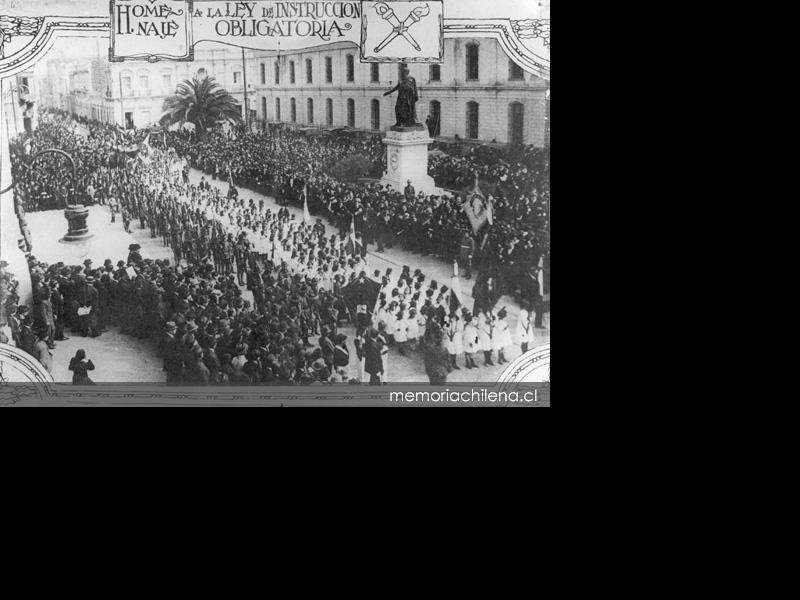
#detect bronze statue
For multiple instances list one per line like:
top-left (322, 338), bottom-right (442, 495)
top-left (383, 64), bottom-right (421, 130)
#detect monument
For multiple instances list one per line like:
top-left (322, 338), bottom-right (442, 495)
top-left (380, 64), bottom-right (439, 195)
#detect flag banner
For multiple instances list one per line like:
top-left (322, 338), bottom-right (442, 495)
top-left (303, 185), bottom-right (311, 223)
top-left (450, 274), bottom-right (464, 314)
top-left (342, 276), bottom-right (381, 322)
top-left (347, 216), bottom-right (361, 256)
top-left (463, 176), bottom-right (493, 235)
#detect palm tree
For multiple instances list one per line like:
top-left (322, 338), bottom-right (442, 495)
top-left (160, 76), bottom-right (242, 135)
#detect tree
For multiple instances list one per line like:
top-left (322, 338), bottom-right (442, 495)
top-left (160, 76), bottom-right (242, 135)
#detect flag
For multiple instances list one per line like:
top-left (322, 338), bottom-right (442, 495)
top-left (139, 133), bottom-right (153, 164)
top-left (342, 276), bottom-right (381, 323)
top-left (347, 216), bottom-right (362, 256)
top-left (302, 185), bottom-right (311, 224)
top-left (462, 175), bottom-right (492, 235)
top-left (449, 268), bottom-right (463, 315)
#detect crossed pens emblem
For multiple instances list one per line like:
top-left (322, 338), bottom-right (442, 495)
top-left (373, 2), bottom-right (431, 53)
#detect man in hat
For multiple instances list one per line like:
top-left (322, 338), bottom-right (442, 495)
top-left (74, 274), bottom-right (100, 337)
top-left (51, 280), bottom-right (68, 342)
top-left (128, 244), bottom-right (143, 266)
top-left (318, 326), bottom-right (335, 373)
top-left (404, 180), bottom-right (416, 203)
top-left (364, 326), bottom-right (388, 385)
top-left (161, 322), bottom-right (184, 384)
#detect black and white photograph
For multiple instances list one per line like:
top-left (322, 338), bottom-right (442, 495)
top-left (0, 0), bottom-right (549, 406)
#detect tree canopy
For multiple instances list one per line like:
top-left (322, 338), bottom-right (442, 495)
top-left (160, 76), bottom-right (242, 135)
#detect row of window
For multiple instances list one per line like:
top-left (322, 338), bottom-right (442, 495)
top-left (117, 59), bottom-right (519, 94)
top-left (256, 97), bottom-right (524, 141)
top-left (120, 71), bottom-right (173, 93)
top-left (256, 50), bottom-right (525, 85)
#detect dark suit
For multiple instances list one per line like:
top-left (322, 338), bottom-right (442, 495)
top-left (365, 334), bottom-right (387, 384)
top-left (74, 283), bottom-right (99, 336)
top-left (51, 289), bottom-right (66, 340)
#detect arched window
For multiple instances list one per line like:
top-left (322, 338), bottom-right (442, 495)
top-left (307, 98), bottom-right (314, 124)
top-left (290, 61), bottom-right (296, 84)
top-left (509, 60), bottom-right (524, 81)
top-left (290, 98), bottom-right (297, 122)
top-left (466, 43), bottom-right (479, 81)
top-left (346, 54), bottom-right (355, 82)
top-left (197, 68), bottom-right (207, 79)
top-left (466, 101), bottom-right (479, 139)
top-left (508, 102), bottom-right (524, 145)
top-left (274, 62), bottom-right (280, 84)
top-left (233, 70), bottom-right (242, 85)
top-left (306, 59), bottom-right (313, 83)
top-left (325, 57), bottom-right (333, 83)
top-left (347, 99), bottom-right (356, 127)
top-left (138, 69), bottom-right (150, 91)
top-left (371, 99), bottom-right (381, 130)
top-left (275, 98), bottom-right (282, 122)
top-left (326, 98), bottom-right (334, 126)
top-left (429, 100), bottom-right (441, 137)
top-left (260, 63), bottom-right (266, 84)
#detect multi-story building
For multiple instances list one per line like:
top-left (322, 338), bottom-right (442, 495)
top-left (42, 37), bottom-right (549, 146)
top-left (248, 38), bottom-right (549, 146)
top-left (39, 59), bottom-right (78, 111)
top-left (39, 46), bottom-right (252, 130)
top-left (2, 70), bottom-right (39, 139)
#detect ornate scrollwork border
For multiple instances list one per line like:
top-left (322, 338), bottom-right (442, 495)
top-left (0, 6), bottom-right (549, 402)
top-left (0, 17), bottom-right (109, 78)
top-left (0, 13), bottom-right (549, 80)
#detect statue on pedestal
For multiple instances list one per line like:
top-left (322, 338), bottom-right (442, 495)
top-left (383, 64), bottom-right (422, 130)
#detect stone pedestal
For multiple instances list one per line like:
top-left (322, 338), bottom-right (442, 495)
top-left (60, 205), bottom-right (94, 243)
top-left (380, 127), bottom-right (440, 196)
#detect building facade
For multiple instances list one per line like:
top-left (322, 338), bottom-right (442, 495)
top-left (2, 70), bottom-right (39, 140)
top-left (41, 38), bottom-right (549, 146)
top-left (248, 38), bottom-right (549, 146)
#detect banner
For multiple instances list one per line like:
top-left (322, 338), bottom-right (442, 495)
top-left (463, 176), bottom-right (493, 235)
top-left (110, 0), bottom-right (444, 63)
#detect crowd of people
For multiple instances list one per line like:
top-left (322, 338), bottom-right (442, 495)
top-left (164, 127), bottom-right (549, 298)
top-left (2, 111), bottom-right (548, 385)
top-left (11, 111), bottom-right (549, 301)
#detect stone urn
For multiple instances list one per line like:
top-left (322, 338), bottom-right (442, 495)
top-left (60, 204), bottom-right (94, 243)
